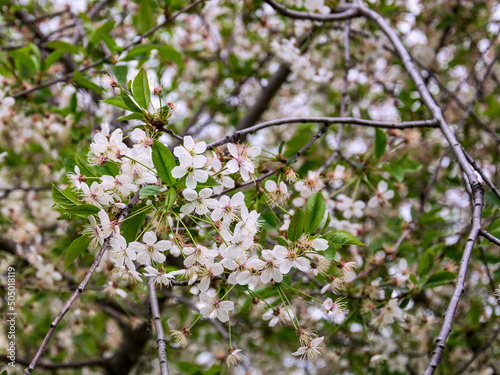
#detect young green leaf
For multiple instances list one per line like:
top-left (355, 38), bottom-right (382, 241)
top-left (323, 243), bottom-right (340, 260)
top-left (64, 235), bottom-right (92, 270)
top-left (304, 191), bottom-right (326, 233)
top-left (139, 185), bottom-right (161, 198)
top-left (132, 68), bottom-right (151, 110)
top-left (322, 230), bottom-right (364, 246)
top-left (52, 184), bottom-right (80, 209)
top-left (422, 271), bottom-right (457, 289)
top-left (46, 40), bottom-right (81, 54)
top-left (196, 175), bottom-right (220, 188)
top-left (66, 204), bottom-right (100, 218)
top-left (111, 65), bottom-right (128, 87)
top-left (75, 151), bottom-right (97, 177)
top-left (164, 188), bottom-right (177, 211)
top-left (417, 250), bottom-right (435, 277)
top-left (121, 91), bottom-right (143, 113)
top-left (374, 128), bottom-right (387, 159)
top-left (73, 71), bottom-right (102, 93)
top-left (152, 140), bottom-right (175, 186)
top-left (101, 95), bottom-right (131, 111)
top-left (117, 113), bottom-right (144, 121)
top-left (158, 45), bottom-right (184, 69)
top-left (121, 205), bottom-right (152, 242)
top-left (44, 50), bottom-right (65, 71)
top-left (287, 208), bottom-right (304, 242)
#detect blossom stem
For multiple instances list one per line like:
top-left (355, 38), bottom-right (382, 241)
top-left (329, 178), bottom-right (355, 198)
top-left (221, 284), bottom-right (236, 300)
top-left (264, 198), bottom-right (282, 225)
top-left (228, 320), bottom-right (232, 348)
top-left (204, 214), bottom-right (229, 246)
top-left (165, 218), bottom-right (186, 259)
top-left (281, 282), bottom-right (323, 304)
top-left (187, 214), bottom-right (219, 244)
top-left (278, 285), bottom-right (301, 328)
top-left (135, 209), bottom-right (161, 241)
top-left (123, 155), bottom-right (158, 176)
top-left (188, 314), bottom-right (202, 330)
top-left (268, 197), bottom-right (291, 216)
top-left (248, 289), bottom-right (273, 309)
top-left (276, 285), bottom-right (299, 329)
top-left (173, 212), bottom-right (197, 245)
top-left (118, 204), bottom-right (152, 223)
top-left (363, 177), bottom-right (377, 192)
top-left (351, 177), bottom-right (361, 201)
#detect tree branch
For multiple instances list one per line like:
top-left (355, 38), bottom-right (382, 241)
top-left (147, 276), bottom-right (170, 375)
top-left (1, 355), bottom-right (109, 370)
top-left (207, 117), bottom-right (439, 150)
top-left (264, 0), bottom-right (360, 21)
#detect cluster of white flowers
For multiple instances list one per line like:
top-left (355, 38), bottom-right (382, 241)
top-left (64, 123), bottom-right (398, 362)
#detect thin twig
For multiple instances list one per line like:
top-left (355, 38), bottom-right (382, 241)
top-left (319, 19), bottom-right (351, 173)
top-left (23, 191), bottom-right (141, 374)
top-left (454, 326), bottom-right (500, 374)
top-left (479, 228), bottom-right (500, 247)
top-left (478, 247), bottom-right (499, 301)
top-left (461, 146), bottom-right (500, 201)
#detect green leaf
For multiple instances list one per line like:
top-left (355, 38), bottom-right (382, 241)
top-left (89, 20), bottom-right (115, 46)
top-left (75, 150), bottom-right (97, 177)
top-left (52, 184), bottom-right (80, 209)
top-left (423, 271), bottom-right (457, 289)
top-left (139, 185), bottom-right (161, 198)
top-left (158, 45), bottom-right (184, 69)
top-left (276, 237), bottom-right (289, 247)
top-left (324, 243), bottom-right (339, 260)
top-left (152, 140), bottom-right (175, 186)
top-left (374, 128), bottom-right (387, 159)
top-left (304, 191), bottom-right (326, 234)
top-left (44, 50), bottom-right (65, 70)
top-left (73, 71), bottom-right (102, 93)
top-left (122, 44), bottom-right (156, 60)
top-left (132, 68), bottom-right (151, 110)
top-left (121, 205), bottom-right (151, 242)
top-left (111, 65), bottom-right (128, 87)
top-left (196, 175), bottom-right (220, 188)
top-left (46, 40), bottom-right (81, 54)
top-left (134, 0), bottom-right (154, 34)
top-left (121, 90), bottom-right (143, 113)
top-left (117, 113), bottom-right (144, 121)
top-left (164, 188), bottom-right (177, 211)
top-left (64, 235), bottom-right (92, 270)
top-left (66, 204), bottom-right (100, 218)
top-left (382, 153), bottom-right (422, 182)
top-left (319, 212), bottom-right (331, 234)
top-left (417, 250), bottom-right (435, 278)
top-left (101, 95), bottom-right (131, 111)
top-left (287, 209), bottom-right (304, 242)
top-left (322, 230), bottom-right (364, 246)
